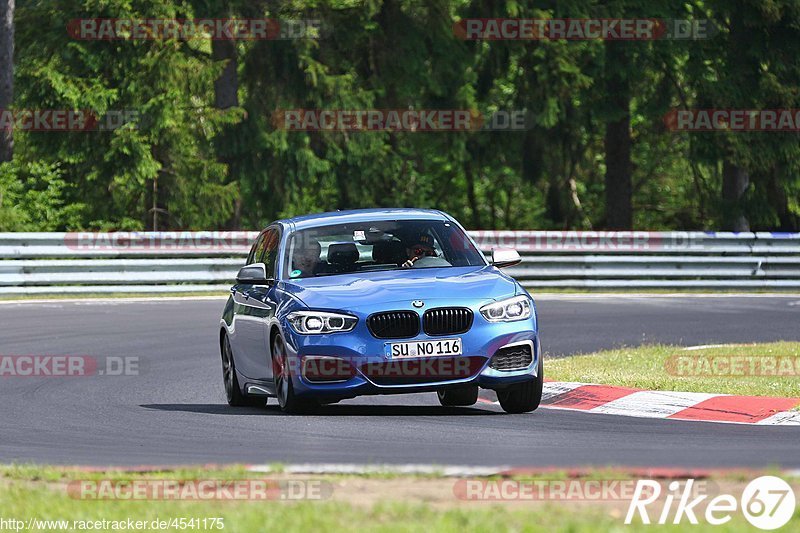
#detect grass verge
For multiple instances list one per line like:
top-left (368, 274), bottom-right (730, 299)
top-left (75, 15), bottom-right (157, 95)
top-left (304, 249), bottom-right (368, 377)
top-left (2, 466), bottom-right (798, 532)
top-left (547, 342), bottom-right (800, 399)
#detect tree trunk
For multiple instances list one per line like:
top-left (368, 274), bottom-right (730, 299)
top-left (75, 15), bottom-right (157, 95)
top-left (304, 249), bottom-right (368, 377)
top-left (212, 37), bottom-right (240, 228)
top-left (544, 178), bottom-right (565, 227)
top-left (721, 161), bottom-right (750, 231)
top-left (603, 41), bottom-right (632, 229)
top-left (719, 8), bottom-right (755, 233)
top-left (0, 0), bottom-right (14, 162)
top-left (521, 128), bottom-right (544, 185)
top-left (212, 39), bottom-right (238, 110)
top-left (465, 140), bottom-right (481, 229)
top-left (766, 166), bottom-right (799, 231)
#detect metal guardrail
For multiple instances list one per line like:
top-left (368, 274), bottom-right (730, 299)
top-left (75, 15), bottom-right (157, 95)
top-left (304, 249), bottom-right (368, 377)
top-left (0, 231), bottom-right (799, 293)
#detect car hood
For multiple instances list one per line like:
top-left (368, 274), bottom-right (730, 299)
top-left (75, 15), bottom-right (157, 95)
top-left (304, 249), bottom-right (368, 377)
top-left (281, 266), bottom-right (518, 311)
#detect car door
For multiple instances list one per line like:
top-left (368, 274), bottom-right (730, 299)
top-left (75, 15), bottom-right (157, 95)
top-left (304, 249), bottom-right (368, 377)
top-left (230, 227), bottom-right (280, 380)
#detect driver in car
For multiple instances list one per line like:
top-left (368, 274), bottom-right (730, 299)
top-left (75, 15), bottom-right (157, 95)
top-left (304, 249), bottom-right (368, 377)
top-left (291, 240), bottom-right (323, 278)
top-left (402, 233), bottom-right (438, 268)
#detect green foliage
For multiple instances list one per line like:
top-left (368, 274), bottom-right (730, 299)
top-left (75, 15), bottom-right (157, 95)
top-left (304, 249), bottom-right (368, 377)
top-left (2, 0), bottom-right (799, 231)
top-left (0, 160), bottom-right (86, 230)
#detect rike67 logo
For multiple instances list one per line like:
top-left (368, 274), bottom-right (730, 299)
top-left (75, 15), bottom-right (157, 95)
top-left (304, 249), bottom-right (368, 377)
top-left (626, 476), bottom-right (796, 530)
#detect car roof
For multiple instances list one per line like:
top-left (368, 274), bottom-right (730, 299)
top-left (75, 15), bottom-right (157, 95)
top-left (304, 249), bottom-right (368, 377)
top-left (275, 208), bottom-right (451, 231)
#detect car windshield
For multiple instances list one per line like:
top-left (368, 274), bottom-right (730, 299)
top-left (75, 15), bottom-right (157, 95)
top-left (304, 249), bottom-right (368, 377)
top-left (284, 219), bottom-right (485, 279)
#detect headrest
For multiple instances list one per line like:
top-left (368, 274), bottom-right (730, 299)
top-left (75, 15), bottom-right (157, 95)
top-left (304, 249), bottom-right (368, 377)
top-left (327, 243), bottom-right (359, 265)
top-left (372, 240), bottom-right (405, 265)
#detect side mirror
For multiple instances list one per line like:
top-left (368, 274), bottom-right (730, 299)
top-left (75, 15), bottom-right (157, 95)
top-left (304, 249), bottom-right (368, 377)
top-left (491, 248), bottom-right (521, 269)
top-left (236, 263), bottom-right (270, 283)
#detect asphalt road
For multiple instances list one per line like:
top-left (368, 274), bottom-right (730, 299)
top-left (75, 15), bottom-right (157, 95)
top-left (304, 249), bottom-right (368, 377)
top-left (1, 295), bottom-right (798, 468)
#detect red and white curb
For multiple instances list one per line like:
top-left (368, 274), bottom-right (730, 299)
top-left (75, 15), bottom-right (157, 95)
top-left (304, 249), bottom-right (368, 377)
top-left (480, 382), bottom-right (800, 425)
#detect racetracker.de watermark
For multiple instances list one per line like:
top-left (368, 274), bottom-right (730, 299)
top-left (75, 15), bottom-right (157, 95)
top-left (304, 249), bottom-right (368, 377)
top-left (665, 355), bottom-right (800, 377)
top-left (272, 109), bottom-right (530, 132)
top-left (67, 18), bottom-right (324, 40)
top-left (295, 355), bottom-right (483, 382)
top-left (0, 109), bottom-right (138, 132)
top-left (469, 231), bottom-right (709, 252)
top-left (454, 18), bottom-right (715, 40)
top-left (665, 109), bottom-right (800, 132)
top-left (0, 356), bottom-right (139, 377)
top-left (1, 518), bottom-right (225, 531)
top-left (63, 231), bottom-right (259, 253)
top-left (67, 479), bottom-right (332, 500)
top-left (453, 479), bottom-right (683, 501)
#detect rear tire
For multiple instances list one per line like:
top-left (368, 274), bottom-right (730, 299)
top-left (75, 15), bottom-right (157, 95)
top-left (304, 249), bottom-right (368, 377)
top-left (272, 333), bottom-right (317, 414)
top-left (497, 357), bottom-right (543, 414)
top-left (437, 384), bottom-right (479, 407)
top-left (221, 333), bottom-right (265, 407)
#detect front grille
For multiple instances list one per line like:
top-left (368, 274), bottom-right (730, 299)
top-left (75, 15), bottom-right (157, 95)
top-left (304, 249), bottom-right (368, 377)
top-left (367, 311), bottom-right (419, 339)
top-left (489, 343), bottom-right (533, 372)
top-left (423, 308), bottom-right (474, 336)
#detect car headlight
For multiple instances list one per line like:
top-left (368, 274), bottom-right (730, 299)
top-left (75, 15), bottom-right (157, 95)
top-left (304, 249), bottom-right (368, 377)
top-left (287, 311), bottom-right (358, 334)
top-left (480, 295), bottom-right (532, 322)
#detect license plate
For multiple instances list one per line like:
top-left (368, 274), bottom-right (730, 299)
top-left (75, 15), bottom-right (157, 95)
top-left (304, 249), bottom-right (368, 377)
top-left (389, 338), bottom-right (462, 359)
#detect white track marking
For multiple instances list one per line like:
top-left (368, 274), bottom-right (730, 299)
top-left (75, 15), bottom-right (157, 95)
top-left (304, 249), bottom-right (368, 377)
top-left (756, 411), bottom-right (800, 426)
top-left (682, 344), bottom-right (746, 351)
top-left (591, 390), bottom-right (718, 418)
top-left (541, 381), bottom-right (586, 402)
top-left (249, 463), bottom-right (509, 477)
top-left (4, 293), bottom-right (798, 305)
top-left (245, 463), bottom-right (800, 477)
top-left (0, 295), bottom-right (227, 306)
top-left (532, 293), bottom-right (800, 300)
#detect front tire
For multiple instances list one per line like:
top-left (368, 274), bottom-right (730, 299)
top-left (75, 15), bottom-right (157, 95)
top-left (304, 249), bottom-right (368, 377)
top-left (497, 357), bottom-right (543, 414)
top-left (221, 333), bottom-right (265, 407)
top-left (272, 333), bottom-right (316, 414)
top-left (437, 384), bottom-right (479, 406)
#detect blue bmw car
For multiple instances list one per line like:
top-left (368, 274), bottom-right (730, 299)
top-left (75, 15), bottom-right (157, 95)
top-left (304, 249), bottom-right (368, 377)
top-left (219, 208), bottom-right (542, 414)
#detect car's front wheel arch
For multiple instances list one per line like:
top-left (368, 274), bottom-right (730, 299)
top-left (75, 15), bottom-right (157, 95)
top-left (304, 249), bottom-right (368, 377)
top-left (269, 325), bottom-right (282, 355)
top-left (271, 330), bottom-right (316, 414)
top-left (219, 328), bottom-right (227, 356)
top-left (220, 330), bottom-right (264, 407)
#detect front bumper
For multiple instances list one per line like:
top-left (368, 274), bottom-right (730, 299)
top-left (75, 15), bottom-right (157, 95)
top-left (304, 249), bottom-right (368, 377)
top-left (282, 314), bottom-right (539, 400)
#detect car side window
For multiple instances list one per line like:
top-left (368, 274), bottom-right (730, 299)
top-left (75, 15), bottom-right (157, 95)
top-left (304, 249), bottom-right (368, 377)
top-left (259, 228), bottom-right (281, 279)
top-left (246, 232), bottom-right (268, 265)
